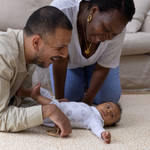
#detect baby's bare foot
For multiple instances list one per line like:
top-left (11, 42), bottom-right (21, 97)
top-left (31, 83), bottom-right (41, 100)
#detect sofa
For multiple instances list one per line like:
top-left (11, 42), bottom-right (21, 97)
top-left (0, 0), bottom-right (150, 92)
top-left (0, 0), bottom-right (53, 91)
top-left (120, 0), bottom-right (150, 91)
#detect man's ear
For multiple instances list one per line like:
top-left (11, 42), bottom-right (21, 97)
top-left (32, 35), bottom-right (42, 51)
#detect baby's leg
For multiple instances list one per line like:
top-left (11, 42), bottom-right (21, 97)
top-left (31, 83), bottom-right (41, 100)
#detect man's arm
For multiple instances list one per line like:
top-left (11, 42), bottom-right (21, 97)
top-left (0, 68), bottom-right (43, 133)
top-left (52, 56), bottom-right (68, 99)
top-left (0, 55), bottom-right (42, 132)
top-left (42, 104), bottom-right (72, 137)
top-left (0, 100), bottom-right (72, 137)
top-left (82, 63), bottom-right (110, 105)
top-left (0, 56), bottom-right (72, 136)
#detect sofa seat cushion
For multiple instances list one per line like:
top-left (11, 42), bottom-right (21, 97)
top-left (122, 32), bottom-right (150, 56)
top-left (120, 54), bottom-right (150, 90)
top-left (0, 0), bottom-right (52, 31)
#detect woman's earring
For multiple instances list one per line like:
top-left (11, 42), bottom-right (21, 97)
top-left (87, 14), bottom-right (92, 22)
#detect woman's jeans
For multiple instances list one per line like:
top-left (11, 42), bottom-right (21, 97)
top-left (49, 64), bottom-right (121, 105)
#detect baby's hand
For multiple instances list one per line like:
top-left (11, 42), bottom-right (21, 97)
top-left (101, 131), bottom-right (111, 144)
top-left (58, 98), bottom-right (68, 102)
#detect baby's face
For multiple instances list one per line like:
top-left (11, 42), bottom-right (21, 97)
top-left (96, 102), bottom-right (121, 126)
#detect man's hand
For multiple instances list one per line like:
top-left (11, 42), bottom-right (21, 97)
top-left (42, 104), bottom-right (72, 137)
top-left (101, 131), bottom-right (111, 144)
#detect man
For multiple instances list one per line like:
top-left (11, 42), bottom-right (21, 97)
top-left (0, 6), bottom-right (72, 137)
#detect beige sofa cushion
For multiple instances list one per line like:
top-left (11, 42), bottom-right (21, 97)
top-left (126, 0), bottom-right (150, 33)
top-left (120, 54), bottom-right (150, 90)
top-left (122, 32), bottom-right (150, 56)
top-left (141, 15), bottom-right (150, 33)
top-left (0, 0), bottom-right (52, 31)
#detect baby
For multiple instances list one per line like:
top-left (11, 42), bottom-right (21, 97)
top-left (17, 83), bottom-right (121, 144)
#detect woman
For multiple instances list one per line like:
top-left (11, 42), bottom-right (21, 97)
top-left (49, 0), bottom-right (135, 105)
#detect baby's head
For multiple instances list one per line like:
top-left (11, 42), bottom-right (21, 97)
top-left (96, 102), bottom-right (122, 126)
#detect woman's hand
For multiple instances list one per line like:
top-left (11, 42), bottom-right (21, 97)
top-left (82, 64), bottom-right (110, 105)
top-left (58, 98), bottom-right (68, 102)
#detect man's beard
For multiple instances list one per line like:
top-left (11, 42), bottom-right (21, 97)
top-left (32, 54), bottom-right (46, 68)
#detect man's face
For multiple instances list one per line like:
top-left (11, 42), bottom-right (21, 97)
top-left (33, 28), bottom-right (72, 68)
top-left (96, 102), bottom-right (121, 126)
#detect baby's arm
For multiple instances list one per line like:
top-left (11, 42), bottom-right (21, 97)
top-left (90, 119), bottom-right (111, 144)
top-left (33, 94), bottom-right (53, 105)
top-left (31, 83), bottom-right (52, 105)
top-left (32, 84), bottom-right (68, 104)
top-left (101, 131), bottom-right (111, 144)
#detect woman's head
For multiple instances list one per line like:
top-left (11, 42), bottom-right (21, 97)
top-left (83, 0), bottom-right (135, 43)
top-left (88, 0), bottom-right (135, 22)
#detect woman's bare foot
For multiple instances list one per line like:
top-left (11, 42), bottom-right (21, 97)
top-left (31, 83), bottom-right (41, 100)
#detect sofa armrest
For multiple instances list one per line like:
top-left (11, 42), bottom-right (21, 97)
top-left (141, 14), bottom-right (150, 33)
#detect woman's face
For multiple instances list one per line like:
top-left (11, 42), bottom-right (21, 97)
top-left (86, 7), bottom-right (128, 43)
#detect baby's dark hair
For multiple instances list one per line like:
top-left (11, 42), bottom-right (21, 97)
top-left (111, 102), bottom-right (122, 126)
